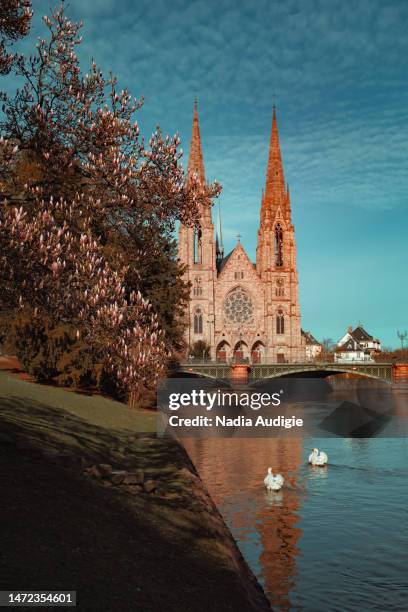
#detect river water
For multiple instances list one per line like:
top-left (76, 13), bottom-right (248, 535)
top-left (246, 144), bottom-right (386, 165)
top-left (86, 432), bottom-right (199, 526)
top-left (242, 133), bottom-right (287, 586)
top-left (183, 390), bottom-right (408, 611)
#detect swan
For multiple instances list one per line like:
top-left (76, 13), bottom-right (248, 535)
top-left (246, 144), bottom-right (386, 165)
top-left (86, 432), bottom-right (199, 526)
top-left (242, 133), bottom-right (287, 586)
top-left (309, 448), bottom-right (328, 466)
top-left (264, 467), bottom-right (284, 491)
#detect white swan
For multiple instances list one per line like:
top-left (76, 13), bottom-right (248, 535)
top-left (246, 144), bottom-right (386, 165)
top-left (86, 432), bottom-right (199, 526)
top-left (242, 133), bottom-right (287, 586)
top-left (264, 467), bottom-right (284, 491)
top-left (309, 448), bottom-right (328, 466)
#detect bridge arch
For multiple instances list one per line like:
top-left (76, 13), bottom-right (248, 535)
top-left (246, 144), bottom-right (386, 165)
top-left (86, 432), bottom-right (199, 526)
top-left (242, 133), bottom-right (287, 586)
top-left (249, 364), bottom-right (393, 384)
top-left (176, 362), bottom-right (394, 385)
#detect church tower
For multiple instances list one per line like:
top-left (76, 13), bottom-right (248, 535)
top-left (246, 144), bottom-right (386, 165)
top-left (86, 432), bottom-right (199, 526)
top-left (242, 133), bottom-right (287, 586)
top-left (179, 101), bottom-right (304, 363)
top-left (178, 100), bottom-right (217, 355)
top-left (256, 107), bottom-right (304, 362)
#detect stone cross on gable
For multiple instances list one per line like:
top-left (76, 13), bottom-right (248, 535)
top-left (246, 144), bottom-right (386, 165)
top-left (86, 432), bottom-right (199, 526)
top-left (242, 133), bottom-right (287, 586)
top-left (236, 233), bottom-right (242, 243)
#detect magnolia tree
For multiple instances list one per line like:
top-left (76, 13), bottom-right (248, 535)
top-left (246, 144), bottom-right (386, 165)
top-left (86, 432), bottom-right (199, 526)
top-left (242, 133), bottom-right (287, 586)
top-left (1, 5), bottom-right (219, 234)
top-left (0, 4), bottom-right (221, 403)
top-left (0, 0), bottom-right (32, 74)
top-left (0, 189), bottom-right (166, 404)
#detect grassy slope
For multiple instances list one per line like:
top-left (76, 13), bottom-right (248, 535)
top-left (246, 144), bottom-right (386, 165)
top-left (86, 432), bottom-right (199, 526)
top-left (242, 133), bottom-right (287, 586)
top-left (0, 371), bottom-right (271, 612)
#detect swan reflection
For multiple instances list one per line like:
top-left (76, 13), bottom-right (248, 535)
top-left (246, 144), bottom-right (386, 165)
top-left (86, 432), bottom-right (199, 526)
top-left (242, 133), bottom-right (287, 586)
top-left (184, 437), bottom-right (304, 609)
top-left (264, 489), bottom-right (284, 507)
top-left (308, 464), bottom-right (329, 479)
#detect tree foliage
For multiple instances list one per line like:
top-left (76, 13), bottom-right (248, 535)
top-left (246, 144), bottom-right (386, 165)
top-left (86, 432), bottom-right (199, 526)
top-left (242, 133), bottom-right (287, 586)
top-left (190, 340), bottom-right (211, 360)
top-left (0, 196), bottom-right (166, 402)
top-left (0, 0), bottom-right (32, 74)
top-left (377, 348), bottom-right (408, 363)
top-left (0, 4), bottom-right (221, 403)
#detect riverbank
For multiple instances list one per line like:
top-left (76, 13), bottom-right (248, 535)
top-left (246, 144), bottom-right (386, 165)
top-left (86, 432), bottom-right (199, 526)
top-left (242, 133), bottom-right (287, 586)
top-left (0, 369), bottom-right (271, 611)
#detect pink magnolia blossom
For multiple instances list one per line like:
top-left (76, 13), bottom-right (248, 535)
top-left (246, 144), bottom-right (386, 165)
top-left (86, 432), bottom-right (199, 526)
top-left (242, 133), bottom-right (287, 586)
top-left (0, 195), bottom-right (166, 403)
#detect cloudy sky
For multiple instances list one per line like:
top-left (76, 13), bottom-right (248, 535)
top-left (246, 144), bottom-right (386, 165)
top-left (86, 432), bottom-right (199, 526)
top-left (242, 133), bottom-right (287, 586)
top-left (4, 0), bottom-right (408, 346)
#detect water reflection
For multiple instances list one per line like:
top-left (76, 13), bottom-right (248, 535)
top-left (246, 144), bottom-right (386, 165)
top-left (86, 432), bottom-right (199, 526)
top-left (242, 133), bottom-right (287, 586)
top-left (307, 464), bottom-right (329, 481)
top-left (264, 490), bottom-right (284, 507)
top-left (184, 437), bottom-right (305, 609)
top-left (184, 410), bottom-right (408, 610)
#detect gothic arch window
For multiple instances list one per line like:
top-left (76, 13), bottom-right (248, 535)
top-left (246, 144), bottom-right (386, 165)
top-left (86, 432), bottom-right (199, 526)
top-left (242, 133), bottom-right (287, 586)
top-left (193, 307), bottom-right (203, 334)
top-left (193, 225), bottom-right (202, 264)
top-left (274, 223), bottom-right (283, 267)
top-left (193, 277), bottom-right (202, 297)
top-left (276, 309), bottom-right (285, 335)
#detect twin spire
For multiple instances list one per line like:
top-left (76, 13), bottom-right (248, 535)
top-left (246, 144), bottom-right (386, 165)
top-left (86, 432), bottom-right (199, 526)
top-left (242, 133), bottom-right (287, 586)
top-left (261, 106), bottom-right (291, 223)
top-left (188, 99), bottom-right (224, 262)
top-left (187, 100), bottom-right (290, 258)
top-left (187, 98), bottom-right (206, 185)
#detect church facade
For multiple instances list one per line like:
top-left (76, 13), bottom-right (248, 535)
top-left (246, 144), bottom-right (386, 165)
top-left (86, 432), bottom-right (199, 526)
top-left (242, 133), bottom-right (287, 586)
top-left (178, 102), bottom-right (305, 363)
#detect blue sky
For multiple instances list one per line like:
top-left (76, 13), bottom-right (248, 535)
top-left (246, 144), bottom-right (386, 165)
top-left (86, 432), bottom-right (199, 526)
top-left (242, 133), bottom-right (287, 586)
top-left (3, 0), bottom-right (408, 347)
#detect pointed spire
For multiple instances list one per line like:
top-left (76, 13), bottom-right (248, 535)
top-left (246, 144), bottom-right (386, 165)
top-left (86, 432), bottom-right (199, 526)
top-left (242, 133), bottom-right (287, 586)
top-left (187, 98), bottom-right (206, 185)
top-left (262, 107), bottom-right (287, 214)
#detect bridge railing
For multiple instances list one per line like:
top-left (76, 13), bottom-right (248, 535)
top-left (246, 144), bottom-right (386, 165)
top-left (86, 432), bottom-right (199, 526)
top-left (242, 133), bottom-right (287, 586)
top-left (178, 361), bottom-right (397, 383)
top-left (181, 359), bottom-right (393, 367)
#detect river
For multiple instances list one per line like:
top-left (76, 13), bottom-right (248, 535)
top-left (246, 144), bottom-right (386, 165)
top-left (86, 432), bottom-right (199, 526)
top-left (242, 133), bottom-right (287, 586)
top-left (183, 389), bottom-right (408, 611)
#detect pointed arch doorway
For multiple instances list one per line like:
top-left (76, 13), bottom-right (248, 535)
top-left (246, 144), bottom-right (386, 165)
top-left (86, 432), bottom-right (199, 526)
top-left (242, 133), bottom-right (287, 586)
top-left (233, 341), bottom-right (249, 363)
top-left (251, 341), bottom-right (266, 364)
top-left (216, 341), bottom-right (231, 363)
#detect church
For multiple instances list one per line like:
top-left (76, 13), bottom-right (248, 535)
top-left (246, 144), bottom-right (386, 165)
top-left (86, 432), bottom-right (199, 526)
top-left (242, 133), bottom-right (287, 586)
top-left (178, 102), bottom-right (305, 364)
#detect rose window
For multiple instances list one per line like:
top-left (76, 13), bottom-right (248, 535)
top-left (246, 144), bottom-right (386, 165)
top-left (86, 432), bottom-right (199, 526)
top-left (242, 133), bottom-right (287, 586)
top-left (224, 288), bottom-right (254, 324)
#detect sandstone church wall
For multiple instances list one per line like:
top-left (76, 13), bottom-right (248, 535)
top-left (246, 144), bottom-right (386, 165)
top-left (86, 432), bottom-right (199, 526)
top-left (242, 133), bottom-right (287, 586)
top-left (178, 102), bottom-right (306, 364)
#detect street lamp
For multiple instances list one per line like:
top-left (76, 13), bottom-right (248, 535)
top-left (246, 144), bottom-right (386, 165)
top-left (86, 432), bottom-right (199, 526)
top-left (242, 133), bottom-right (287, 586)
top-left (234, 326), bottom-right (244, 364)
top-left (206, 315), bottom-right (214, 362)
top-left (397, 330), bottom-right (407, 350)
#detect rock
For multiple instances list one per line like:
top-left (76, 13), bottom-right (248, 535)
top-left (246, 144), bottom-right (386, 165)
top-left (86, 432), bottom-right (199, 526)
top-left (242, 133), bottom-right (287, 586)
top-left (154, 486), bottom-right (169, 496)
top-left (143, 479), bottom-right (160, 494)
top-left (179, 467), bottom-right (198, 481)
top-left (159, 491), bottom-right (179, 501)
top-left (87, 465), bottom-right (103, 479)
top-left (111, 451), bottom-right (125, 461)
top-left (111, 471), bottom-right (127, 485)
top-left (127, 435), bottom-right (136, 443)
top-left (123, 485), bottom-right (142, 495)
top-left (117, 446), bottom-right (126, 454)
top-left (98, 463), bottom-right (113, 477)
top-left (122, 470), bottom-right (144, 485)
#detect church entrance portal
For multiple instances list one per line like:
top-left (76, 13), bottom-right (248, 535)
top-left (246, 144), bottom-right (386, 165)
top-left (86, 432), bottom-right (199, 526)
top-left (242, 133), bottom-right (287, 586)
top-left (251, 341), bottom-right (266, 364)
top-left (216, 341), bottom-right (231, 363)
top-left (233, 341), bottom-right (249, 363)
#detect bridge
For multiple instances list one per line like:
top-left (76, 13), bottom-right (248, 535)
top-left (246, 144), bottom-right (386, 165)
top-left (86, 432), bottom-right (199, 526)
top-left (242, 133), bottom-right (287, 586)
top-left (177, 362), bottom-right (403, 384)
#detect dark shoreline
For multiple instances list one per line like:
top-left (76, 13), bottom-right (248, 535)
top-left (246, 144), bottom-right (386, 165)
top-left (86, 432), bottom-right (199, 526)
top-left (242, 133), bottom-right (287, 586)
top-left (0, 371), bottom-right (271, 611)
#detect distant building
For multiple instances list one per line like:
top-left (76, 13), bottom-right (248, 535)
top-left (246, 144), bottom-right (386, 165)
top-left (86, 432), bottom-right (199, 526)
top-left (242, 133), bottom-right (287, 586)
top-left (301, 330), bottom-right (322, 361)
top-left (335, 325), bottom-right (381, 363)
